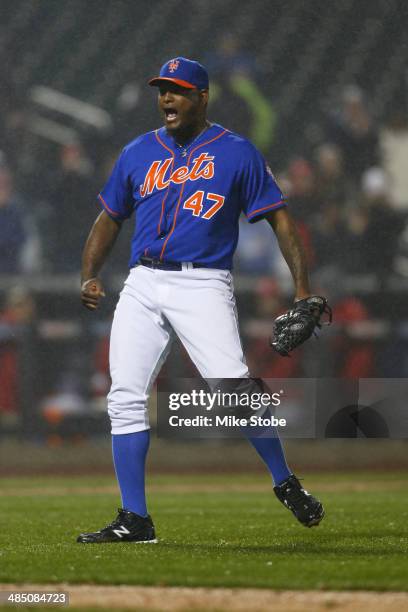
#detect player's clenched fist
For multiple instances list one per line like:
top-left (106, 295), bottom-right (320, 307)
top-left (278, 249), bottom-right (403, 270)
top-left (81, 277), bottom-right (105, 310)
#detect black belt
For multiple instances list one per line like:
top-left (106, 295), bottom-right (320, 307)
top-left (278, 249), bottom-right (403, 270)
top-left (138, 256), bottom-right (206, 271)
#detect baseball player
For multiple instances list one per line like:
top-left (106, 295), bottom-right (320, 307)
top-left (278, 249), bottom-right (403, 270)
top-left (77, 57), bottom-right (326, 544)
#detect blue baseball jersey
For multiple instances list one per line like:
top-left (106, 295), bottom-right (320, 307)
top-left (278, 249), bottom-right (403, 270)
top-left (98, 123), bottom-right (285, 270)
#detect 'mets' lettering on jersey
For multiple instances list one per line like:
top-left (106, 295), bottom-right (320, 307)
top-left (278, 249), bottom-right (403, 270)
top-left (140, 153), bottom-right (214, 197)
top-left (98, 124), bottom-right (286, 269)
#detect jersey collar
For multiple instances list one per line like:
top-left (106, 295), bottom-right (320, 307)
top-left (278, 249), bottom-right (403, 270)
top-left (157, 123), bottom-right (224, 153)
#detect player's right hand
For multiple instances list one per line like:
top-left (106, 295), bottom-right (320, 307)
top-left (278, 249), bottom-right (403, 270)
top-left (81, 278), bottom-right (106, 311)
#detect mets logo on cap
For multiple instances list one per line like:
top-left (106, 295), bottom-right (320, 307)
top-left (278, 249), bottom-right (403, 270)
top-left (148, 57), bottom-right (209, 90)
top-left (168, 59), bottom-right (180, 73)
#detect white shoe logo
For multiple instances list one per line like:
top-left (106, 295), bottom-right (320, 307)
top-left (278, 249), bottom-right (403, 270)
top-left (112, 525), bottom-right (130, 538)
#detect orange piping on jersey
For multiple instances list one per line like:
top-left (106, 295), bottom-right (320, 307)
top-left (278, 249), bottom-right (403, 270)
top-left (159, 181), bottom-right (188, 260)
top-left (154, 130), bottom-right (175, 234)
top-left (98, 193), bottom-right (122, 218)
top-left (247, 200), bottom-right (285, 219)
top-left (159, 129), bottom-right (228, 260)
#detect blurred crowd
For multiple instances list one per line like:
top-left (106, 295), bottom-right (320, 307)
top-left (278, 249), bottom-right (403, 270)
top-left (236, 86), bottom-right (408, 286)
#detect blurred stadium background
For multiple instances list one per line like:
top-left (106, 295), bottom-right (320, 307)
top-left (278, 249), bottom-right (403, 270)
top-left (1, 0), bottom-right (408, 472)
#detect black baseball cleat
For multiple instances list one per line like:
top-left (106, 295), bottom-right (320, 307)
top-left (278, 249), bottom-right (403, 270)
top-left (274, 475), bottom-right (324, 527)
top-left (77, 508), bottom-right (158, 543)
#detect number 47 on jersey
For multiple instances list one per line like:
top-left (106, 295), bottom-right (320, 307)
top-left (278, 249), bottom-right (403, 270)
top-left (183, 190), bottom-right (225, 220)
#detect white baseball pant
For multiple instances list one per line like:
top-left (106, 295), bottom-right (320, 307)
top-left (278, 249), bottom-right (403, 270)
top-left (108, 264), bottom-right (249, 434)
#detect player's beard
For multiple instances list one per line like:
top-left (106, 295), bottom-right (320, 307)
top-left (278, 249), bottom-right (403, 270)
top-left (164, 112), bottom-right (208, 144)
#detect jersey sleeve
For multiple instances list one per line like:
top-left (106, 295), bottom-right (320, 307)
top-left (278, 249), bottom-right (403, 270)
top-left (97, 149), bottom-right (135, 221)
top-left (240, 144), bottom-right (286, 223)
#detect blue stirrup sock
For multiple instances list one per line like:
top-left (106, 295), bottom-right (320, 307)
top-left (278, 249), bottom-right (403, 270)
top-left (111, 427), bottom-right (289, 512)
top-left (112, 430), bottom-right (150, 517)
top-left (245, 430), bottom-right (291, 486)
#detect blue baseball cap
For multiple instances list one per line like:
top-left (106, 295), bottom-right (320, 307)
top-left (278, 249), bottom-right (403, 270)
top-left (149, 57), bottom-right (209, 90)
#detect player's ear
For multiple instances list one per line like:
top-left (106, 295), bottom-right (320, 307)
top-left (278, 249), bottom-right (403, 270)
top-left (200, 89), bottom-right (209, 106)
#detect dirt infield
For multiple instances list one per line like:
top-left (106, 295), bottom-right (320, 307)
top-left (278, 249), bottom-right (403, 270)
top-left (2, 439), bottom-right (408, 477)
top-left (2, 477), bottom-right (407, 497)
top-left (2, 584), bottom-right (408, 611)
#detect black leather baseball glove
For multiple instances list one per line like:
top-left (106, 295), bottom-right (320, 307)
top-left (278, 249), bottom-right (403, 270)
top-left (271, 296), bottom-right (332, 357)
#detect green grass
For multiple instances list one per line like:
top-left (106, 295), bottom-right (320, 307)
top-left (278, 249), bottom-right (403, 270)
top-left (0, 473), bottom-right (407, 590)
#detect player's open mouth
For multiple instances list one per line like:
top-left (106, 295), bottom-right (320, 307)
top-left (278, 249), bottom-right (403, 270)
top-left (164, 108), bottom-right (178, 122)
